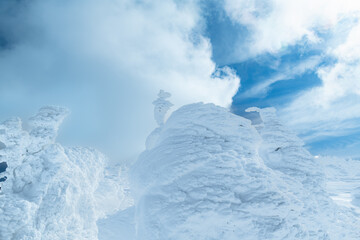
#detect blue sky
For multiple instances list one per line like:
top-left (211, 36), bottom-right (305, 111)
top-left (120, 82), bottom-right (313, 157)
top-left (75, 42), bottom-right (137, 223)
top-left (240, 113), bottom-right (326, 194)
top-left (1, 0), bottom-right (360, 159)
top-left (203, 0), bottom-right (360, 158)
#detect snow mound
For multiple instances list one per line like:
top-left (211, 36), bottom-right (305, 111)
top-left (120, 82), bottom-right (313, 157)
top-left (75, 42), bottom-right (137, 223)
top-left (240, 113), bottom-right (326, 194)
top-left (0, 106), bottom-right (129, 240)
top-left (131, 103), bottom-right (360, 239)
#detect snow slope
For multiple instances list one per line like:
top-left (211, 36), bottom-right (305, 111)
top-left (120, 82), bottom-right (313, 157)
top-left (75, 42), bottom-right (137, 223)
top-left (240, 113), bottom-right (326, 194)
top-left (0, 107), bottom-right (129, 240)
top-left (130, 102), bottom-right (360, 239)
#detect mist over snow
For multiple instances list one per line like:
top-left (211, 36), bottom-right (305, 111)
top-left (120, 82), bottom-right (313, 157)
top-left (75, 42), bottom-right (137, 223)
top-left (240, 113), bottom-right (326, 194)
top-left (1, 0), bottom-right (360, 157)
top-left (1, 0), bottom-right (360, 239)
top-left (0, 0), bottom-right (239, 160)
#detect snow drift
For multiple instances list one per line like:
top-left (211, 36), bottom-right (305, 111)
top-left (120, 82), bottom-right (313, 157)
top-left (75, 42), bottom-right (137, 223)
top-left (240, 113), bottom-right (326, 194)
top-left (0, 106), bottom-right (129, 240)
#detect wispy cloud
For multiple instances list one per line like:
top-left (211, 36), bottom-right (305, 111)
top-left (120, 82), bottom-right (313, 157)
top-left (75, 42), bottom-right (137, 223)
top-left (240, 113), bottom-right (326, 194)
top-left (240, 55), bottom-right (322, 98)
top-left (223, 0), bottom-right (360, 57)
top-left (279, 18), bottom-right (360, 143)
top-left (0, 0), bottom-right (240, 160)
top-left (220, 0), bottom-right (360, 156)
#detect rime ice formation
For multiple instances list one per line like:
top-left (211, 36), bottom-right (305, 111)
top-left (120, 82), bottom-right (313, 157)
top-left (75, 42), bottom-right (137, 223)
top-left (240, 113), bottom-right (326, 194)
top-left (0, 107), bottom-right (128, 240)
top-left (245, 107), bottom-right (323, 184)
top-left (146, 90), bottom-right (174, 150)
top-left (2, 102), bottom-right (360, 240)
top-left (131, 102), bottom-right (360, 239)
top-left (152, 90), bottom-right (173, 126)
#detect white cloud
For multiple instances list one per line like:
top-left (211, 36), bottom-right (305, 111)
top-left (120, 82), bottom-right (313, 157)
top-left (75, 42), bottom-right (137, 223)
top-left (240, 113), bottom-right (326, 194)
top-left (279, 23), bottom-right (360, 138)
top-left (223, 0), bottom-right (360, 56)
top-left (0, 0), bottom-right (240, 160)
top-left (223, 0), bottom-right (360, 145)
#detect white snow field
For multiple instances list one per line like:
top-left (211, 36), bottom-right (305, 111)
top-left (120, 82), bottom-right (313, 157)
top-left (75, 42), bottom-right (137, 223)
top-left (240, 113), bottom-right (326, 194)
top-left (1, 98), bottom-right (360, 239)
top-left (0, 106), bottom-right (129, 240)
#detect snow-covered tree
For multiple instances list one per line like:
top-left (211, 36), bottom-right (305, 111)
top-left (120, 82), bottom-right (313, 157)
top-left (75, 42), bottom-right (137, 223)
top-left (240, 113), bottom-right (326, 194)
top-left (0, 106), bottom-right (128, 239)
top-left (152, 90), bottom-right (173, 126)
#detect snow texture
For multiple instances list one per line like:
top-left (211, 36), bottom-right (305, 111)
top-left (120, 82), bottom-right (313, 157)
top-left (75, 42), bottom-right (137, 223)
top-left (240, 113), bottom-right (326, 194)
top-left (2, 102), bottom-right (360, 240)
top-left (131, 103), bottom-right (360, 239)
top-left (0, 106), bottom-right (129, 240)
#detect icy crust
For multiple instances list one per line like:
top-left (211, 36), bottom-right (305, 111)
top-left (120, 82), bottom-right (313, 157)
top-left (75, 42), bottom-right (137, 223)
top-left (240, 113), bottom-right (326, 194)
top-left (131, 103), bottom-right (360, 239)
top-left (0, 107), bottom-right (127, 240)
